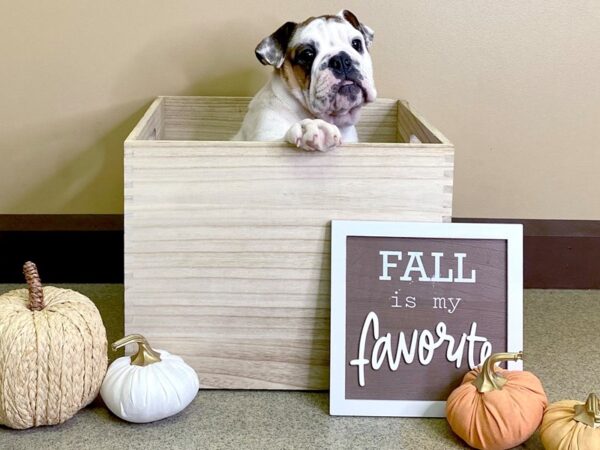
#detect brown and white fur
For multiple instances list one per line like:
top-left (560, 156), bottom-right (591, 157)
top-left (233, 10), bottom-right (377, 151)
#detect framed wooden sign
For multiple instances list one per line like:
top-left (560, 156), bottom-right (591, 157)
top-left (330, 221), bottom-right (523, 417)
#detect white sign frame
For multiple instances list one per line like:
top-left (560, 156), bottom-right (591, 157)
top-left (329, 220), bottom-right (523, 417)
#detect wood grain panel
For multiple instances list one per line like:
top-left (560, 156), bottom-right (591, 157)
top-left (397, 101), bottom-right (446, 144)
top-left (125, 96), bottom-right (453, 389)
top-left (160, 96), bottom-right (401, 143)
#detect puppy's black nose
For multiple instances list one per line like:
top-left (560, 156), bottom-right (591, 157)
top-left (328, 52), bottom-right (353, 77)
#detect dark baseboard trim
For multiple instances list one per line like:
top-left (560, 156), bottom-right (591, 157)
top-left (0, 215), bottom-right (123, 283)
top-left (453, 218), bottom-right (600, 289)
top-left (1, 215), bottom-right (598, 288)
top-left (0, 214), bottom-right (123, 231)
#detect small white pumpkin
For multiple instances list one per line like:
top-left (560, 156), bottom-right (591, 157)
top-left (100, 334), bottom-right (199, 423)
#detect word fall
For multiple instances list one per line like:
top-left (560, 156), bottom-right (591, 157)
top-left (379, 250), bottom-right (476, 283)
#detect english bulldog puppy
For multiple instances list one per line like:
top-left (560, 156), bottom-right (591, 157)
top-left (233, 10), bottom-right (377, 151)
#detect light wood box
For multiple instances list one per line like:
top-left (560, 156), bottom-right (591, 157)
top-left (124, 96), bottom-right (454, 389)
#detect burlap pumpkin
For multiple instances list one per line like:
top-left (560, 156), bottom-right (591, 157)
top-left (0, 262), bottom-right (108, 429)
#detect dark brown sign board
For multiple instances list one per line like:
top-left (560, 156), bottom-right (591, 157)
top-left (330, 221), bottom-right (523, 417)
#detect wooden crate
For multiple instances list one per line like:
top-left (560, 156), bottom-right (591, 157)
top-left (124, 96), bottom-right (453, 389)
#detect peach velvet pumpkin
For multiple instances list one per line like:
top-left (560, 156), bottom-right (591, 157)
top-left (446, 352), bottom-right (548, 450)
top-left (540, 393), bottom-right (600, 450)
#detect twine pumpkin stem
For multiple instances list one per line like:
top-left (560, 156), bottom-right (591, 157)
top-left (473, 351), bottom-right (523, 393)
top-left (112, 334), bottom-right (162, 367)
top-left (23, 261), bottom-right (44, 311)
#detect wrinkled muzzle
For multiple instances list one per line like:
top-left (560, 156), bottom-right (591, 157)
top-left (309, 52), bottom-right (376, 127)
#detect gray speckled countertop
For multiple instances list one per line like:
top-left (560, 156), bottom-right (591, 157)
top-left (1, 288), bottom-right (599, 450)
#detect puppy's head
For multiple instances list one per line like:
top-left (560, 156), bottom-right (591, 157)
top-left (256, 10), bottom-right (377, 127)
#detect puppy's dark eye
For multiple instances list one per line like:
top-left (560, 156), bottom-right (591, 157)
top-left (352, 38), bottom-right (363, 53)
top-left (296, 48), bottom-right (315, 64)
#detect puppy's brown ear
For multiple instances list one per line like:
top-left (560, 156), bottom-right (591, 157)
top-left (339, 10), bottom-right (374, 50)
top-left (255, 21), bottom-right (297, 68)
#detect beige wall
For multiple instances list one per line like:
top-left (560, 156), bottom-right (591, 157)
top-left (2, 0), bottom-right (599, 219)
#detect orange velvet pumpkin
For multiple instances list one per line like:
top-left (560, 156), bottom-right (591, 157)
top-left (446, 352), bottom-right (548, 450)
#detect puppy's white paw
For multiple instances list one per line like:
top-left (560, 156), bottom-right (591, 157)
top-left (285, 119), bottom-right (342, 152)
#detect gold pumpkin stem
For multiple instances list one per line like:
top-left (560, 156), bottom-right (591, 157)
top-left (574, 393), bottom-right (600, 428)
top-left (472, 351), bottom-right (523, 393)
top-left (23, 261), bottom-right (44, 311)
top-left (112, 334), bottom-right (162, 367)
